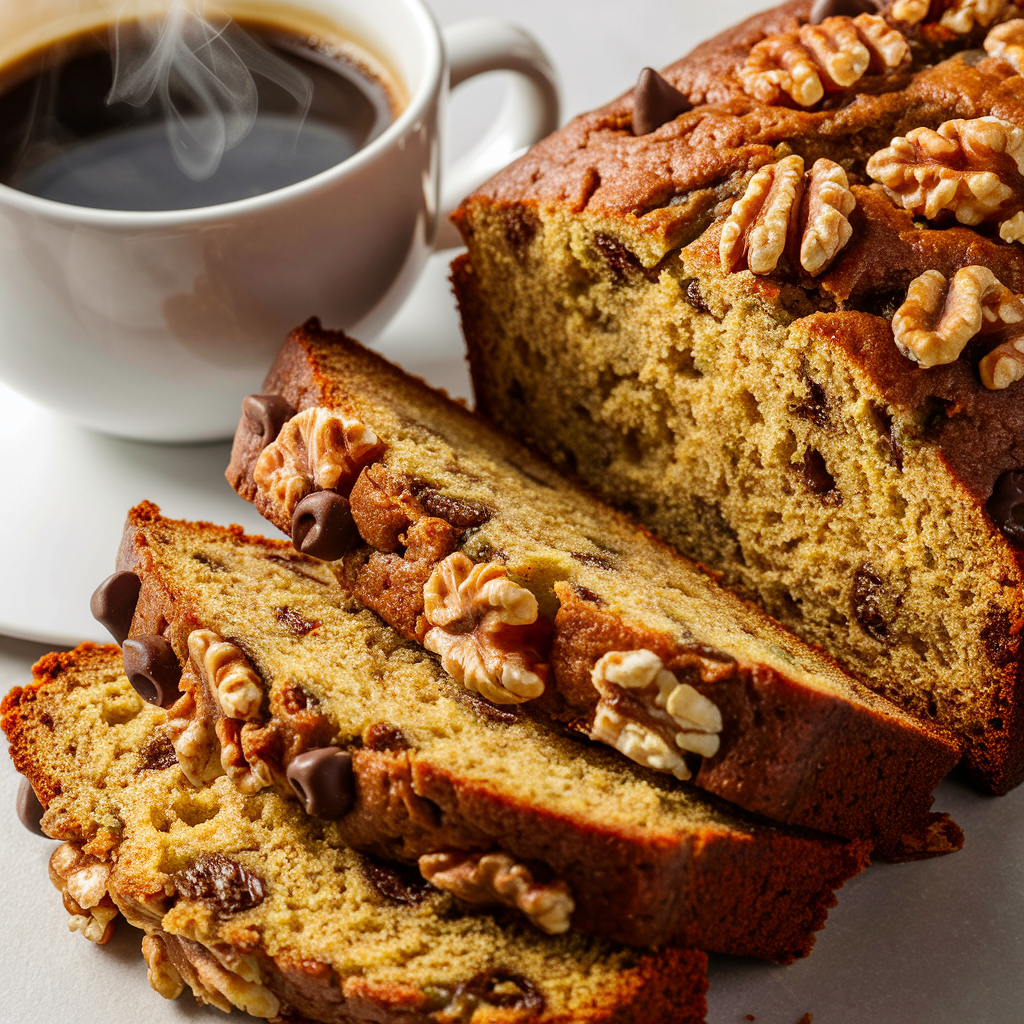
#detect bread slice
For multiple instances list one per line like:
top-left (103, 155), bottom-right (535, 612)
top-left (2, 644), bottom-right (707, 1024)
top-left (450, 1), bottom-right (1024, 795)
top-left (224, 322), bottom-right (960, 856)
top-left (111, 501), bottom-right (868, 962)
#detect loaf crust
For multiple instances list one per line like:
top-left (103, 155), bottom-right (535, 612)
top-left (452, 0), bottom-right (1024, 792)
top-left (3, 644), bottom-right (708, 1024)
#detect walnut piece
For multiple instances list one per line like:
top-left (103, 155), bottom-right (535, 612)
top-left (866, 117), bottom-right (1024, 239)
top-left (49, 842), bottom-right (119, 944)
top-left (143, 934), bottom-right (185, 1000)
top-left (419, 851), bottom-right (575, 935)
top-left (253, 407), bottom-right (385, 518)
top-left (739, 13), bottom-right (908, 108)
top-left (890, 0), bottom-right (930, 22)
top-left (892, 266), bottom-right (1024, 366)
top-left (168, 934), bottom-right (280, 1018)
top-left (985, 18), bottom-right (1024, 70)
top-left (891, 0), bottom-right (1008, 31)
top-left (188, 630), bottom-right (263, 722)
top-left (589, 649), bottom-right (724, 781)
top-left (979, 333), bottom-right (1024, 388)
top-left (422, 553), bottom-right (547, 704)
top-left (720, 155), bottom-right (856, 276)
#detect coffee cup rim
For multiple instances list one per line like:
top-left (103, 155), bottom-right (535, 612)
top-left (0, 0), bottom-right (443, 227)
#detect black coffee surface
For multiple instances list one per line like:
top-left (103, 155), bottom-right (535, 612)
top-left (0, 23), bottom-right (394, 211)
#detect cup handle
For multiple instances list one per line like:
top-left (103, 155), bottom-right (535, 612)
top-left (434, 19), bottom-right (559, 250)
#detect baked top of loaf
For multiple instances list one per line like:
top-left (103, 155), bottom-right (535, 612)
top-left (111, 501), bottom-right (868, 962)
top-left (450, 0), bottom-right (1024, 792)
top-left (225, 322), bottom-right (959, 852)
top-left (2, 643), bottom-right (708, 1024)
top-left (455, 0), bottom-right (1024, 507)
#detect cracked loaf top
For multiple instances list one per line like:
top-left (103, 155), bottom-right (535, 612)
top-left (456, 0), bottom-right (1024, 506)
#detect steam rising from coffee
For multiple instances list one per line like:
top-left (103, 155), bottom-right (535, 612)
top-left (108, 0), bottom-right (313, 180)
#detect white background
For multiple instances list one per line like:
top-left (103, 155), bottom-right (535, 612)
top-left (2, 1), bottom-right (1023, 1022)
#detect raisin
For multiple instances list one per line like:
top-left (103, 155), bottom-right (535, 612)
top-left (851, 566), bottom-right (892, 643)
top-left (275, 606), bottom-right (320, 636)
top-left (136, 732), bottom-right (178, 772)
top-left (570, 552), bottom-right (616, 570)
top-left (794, 374), bottom-right (829, 429)
top-left (570, 584), bottom-right (606, 606)
top-left (500, 206), bottom-right (538, 255)
top-left (359, 854), bottom-right (431, 904)
top-left (800, 449), bottom-right (840, 503)
top-left (408, 481), bottom-right (492, 530)
top-left (594, 234), bottom-right (642, 280)
top-left (173, 854), bottom-right (266, 914)
top-left (462, 970), bottom-right (545, 1012)
top-left (364, 722), bottom-right (410, 751)
top-left (685, 279), bottom-right (710, 314)
top-left (981, 608), bottom-right (1020, 669)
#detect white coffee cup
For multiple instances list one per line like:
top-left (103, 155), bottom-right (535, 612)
top-left (0, 0), bottom-right (558, 441)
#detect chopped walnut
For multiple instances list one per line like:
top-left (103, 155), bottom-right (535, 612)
top-left (866, 117), bottom-right (1024, 238)
top-left (419, 851), bottom-right (575, 935)
top-left (188, 630), bottom-right (263, 722)
top-left (940, 0), bottom-right (1008, 33)
top-left (890, 0), bottom-right (930, 24)
top-left (720, 155), bottom-right (855, 276)
top-left (169, 935), bottom-right (280, 1018)
top-left (253, 407), bottom-right (385, 518)
top-left (143, 934), bottom-right (185, 1000)
top-left (49, 842), bottom-right (119, 944)
top-left (892, 266), bottom-right (1024, 366)
top-left (422, 553), bottom-right (547, 704)
top-left (979, 333), bottom-right (1024, 388)
top-left (588, 649), bottom-right (725, 780)
top-left (217, 718), bottom-right (275, 795)
top-left (985, 18), bottom-right (1024, 70)
top-left (739, 14), bottom-right (908, 108)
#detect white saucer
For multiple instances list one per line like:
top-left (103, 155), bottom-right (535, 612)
top-left (0, 250), bottom-right (472, 647)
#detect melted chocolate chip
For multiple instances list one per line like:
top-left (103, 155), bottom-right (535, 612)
top-left (174, 854), bottom-right (267, 914)
top-left (851, 566), bottom-right (891, 643)
top-left (292, 491), bottom-right (359, 561)
top-left (286, 748), bottom-right (354, 819)
top-left (800, 449), bottom-right (839, 501)
top-left (90, 570), bottom-right (141, 646)
top-left (461, 970), bottom-right (545, 1013)
top-left (570, 584), bottom-right (606, 607)
top-left (137, 732), bottom-right (179, 772)
top-left (500, 206), bottom-right (538, 255)
top-left (809, 0), bottom-right (881, 23)
top-left (364, 722), bottom-right (410, 752)
top-left (122, 636), bottom-right (182, 708)
top-left (409, 482), bottom-right (493, 530)
top-left (242, 394), bottom-right (295, 449)
top-left (359, 853), bottom-right (431, 904)
top-left (16, 778), bottom-right (46, 837)
top-left (632, 67), bottom-right (691, 136)
top-left (795, 376), bottom-right (829, 429)
top-left (570, 551), bottom-right (616, 571)
top-left (275, 606), bottom-right (321, 637)
top-left (987, 471), bottom-right (1024, 547)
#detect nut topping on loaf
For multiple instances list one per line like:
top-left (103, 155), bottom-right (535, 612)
top-left (419, 851), bottom-right (575, 935)
top-left (188, 630), bottom-right (264, 722)
top-left (720, 154), bottom-right (855, 275)
top-left (589, 650), bottom-right (726, 780)
top-left (984, 18), bottom-right (1024, 67)
top-left (49, 842), bottom-right (119, 945)
top-left (423, 553), bottom-right (548, 704)
top-left (739, 13), bottom-right (908, 106)
top-left (866, 117), bottom-right (1024, 238)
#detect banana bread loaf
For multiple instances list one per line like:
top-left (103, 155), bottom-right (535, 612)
top-left (105, 501), bottom-right (871, 962)
top-left (452, 0), bottom-right (1024, 794)
top-left (224, 322), bottom-right (960, 855)
top-left (2, 644), bottom-right (708, 1024)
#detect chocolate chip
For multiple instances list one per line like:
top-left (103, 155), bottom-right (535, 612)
top-left (286, 748), bottom-right (354, 819)
top-left (90, 570), bottom-right (141, 645)
top-left (292, 491), bottom-right (359, 561)
top-left (16, 778), bottom-right (46, 837)
top-left (173, 853), bottom-right (266, 914)
top-left (809, 0), bottom-right (881, 23)
top-left (632, 67), bottom-right (691, 136)
top-left (122, 636), bottom-right (182, 707)
top-left (988, 471), bottom-right (1024, 547)
top-left (359, 853), bottom-right (431, 904)
top-left (243, 393), bottom-right (295, 448)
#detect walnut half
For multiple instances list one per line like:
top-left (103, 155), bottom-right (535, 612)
top-left (48, 842), bottom-right (119, 944)
top-left (422, 553), bottom-right (548, 705)
top-left (867, 117), bottom-right (1024, 241)
top-left (892, 266), bottom-right (1024, 367)
top-left (419, 851), bottom-right (575, 935)
top-left (739, 13), bottom-right (909, 108)
top-left (588, 649), bottom-right (725, 781)
top-left (720, 155), bottom-right (856, 276)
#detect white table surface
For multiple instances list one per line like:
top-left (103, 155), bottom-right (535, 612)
top-left (3, 1), bottom-right (1023, 1022)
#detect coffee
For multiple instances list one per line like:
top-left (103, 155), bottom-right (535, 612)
top-left (0, 16), bottom-right (400, 211)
